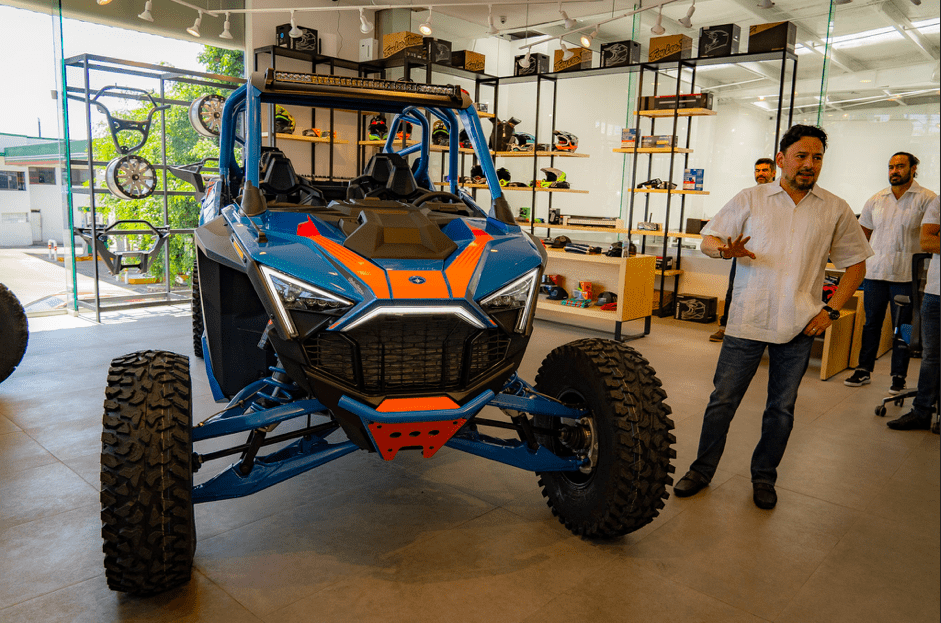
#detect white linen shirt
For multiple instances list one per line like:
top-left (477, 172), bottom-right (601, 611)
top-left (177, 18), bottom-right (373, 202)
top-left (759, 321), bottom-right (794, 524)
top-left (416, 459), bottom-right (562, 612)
top-left (923, 196), bottom-right (939, 297)
top-left (859, 180), bottom-right (937, 282)
top-left (702, 180), bottom-right (872, 344)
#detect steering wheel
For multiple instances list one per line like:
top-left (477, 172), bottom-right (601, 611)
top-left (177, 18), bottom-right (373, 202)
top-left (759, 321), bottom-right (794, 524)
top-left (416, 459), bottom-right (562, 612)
top-left (412, 190), bottom-right (465, 206)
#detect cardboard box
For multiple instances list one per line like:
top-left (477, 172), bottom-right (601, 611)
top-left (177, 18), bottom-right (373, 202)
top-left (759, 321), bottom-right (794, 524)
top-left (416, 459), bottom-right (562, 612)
top-left (514, 53), bottom-right (549, 76)
top-left (553, 48), bottom-right (592, 72)
top-left (600, 40), bottom-right (641, 68)
top-left (698, 24), bottom-right (740, 57)
top-left (684, 168), bottom-right (704, 191)
top-left (452, 50), bottom-right (486, 72)
top-left (621, 128), bottom-right (638, 148)
top-left (649, 34), bottom-right (692, 62)
top-left (685, 218), bottom-right (708, 234)
top-left (276, 25), bottom-right (318, 53)
top-left (748, 21), bottom-right (797, 53)
top-left (648, 92), bottom-right (714, 110)
top-left (641, 134), bottom-right (678, 148)
top-left (424, 38), bottom-right (452, 64)
top-left (675, 293), bottom-right (718, 323)
top-left (383, 31), bottom-right (424, 59)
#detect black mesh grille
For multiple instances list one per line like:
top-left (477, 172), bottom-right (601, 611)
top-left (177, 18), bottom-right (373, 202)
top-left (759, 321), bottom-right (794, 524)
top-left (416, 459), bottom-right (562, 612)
top-left (303, 313), bottom-right (509, 394)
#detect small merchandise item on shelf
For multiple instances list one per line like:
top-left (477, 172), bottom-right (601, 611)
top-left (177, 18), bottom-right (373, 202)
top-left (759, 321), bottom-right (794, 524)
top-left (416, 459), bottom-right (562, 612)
top-left (431, 120), bottom-right (449, 145)
top-left (564, 243), bottom-right (602, 255)
top-left (604, 241), bottom-right (623, 257)
top-left (539, 274), bottom-right (561, 294)
top-left (546, 284), bottom-right (569, 300)
top-left (274, 105), bottom-right (295, 134)
top-left (685, 218), bottom-right (709, 234)
top-left (549, 235), bottom-right (572, 248)
top-left (638, 93), bottom-right (714, 111)
top-left (561, 298), bottom-right (593, 308)
top-left (640, 134), bottom-right (678, 148)
top-left (367, 115), bottom-right (388, 140)
top-left (576, 281), bottom-right (593, 300)
top-left (637, 178), bottom-right (677, 190)
top-left (597, 291), bottom-right (618, 310)
top-left (489, 116), bottom-right (521, 151)
top-left (621, 128), bottom-right (637, 148)
top-left (552, 130), bottom-right (578, 152)
top-left (656, 256), bottom-right (674, 271)
top-left (683, 168), bottom-right (704, 190)
top-left (507, 131), bottom-right (535, 151)
top-left (548, 208), bottom-right (561, 224)
top-left (517, 206), bottom-right (530, 223)
top-left (637, 221), bottom-right (662, 231)
top-left (563, 215), bottom-right (621, 228)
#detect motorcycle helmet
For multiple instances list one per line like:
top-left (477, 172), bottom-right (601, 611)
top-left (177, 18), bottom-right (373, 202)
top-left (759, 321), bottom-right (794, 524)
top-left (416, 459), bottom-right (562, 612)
top-left (508, 132), bottom-right (535, 151)
top-left (274, 105), bottom-right (295, 135)
top-left (395, 120), bottom-right (413, 140)
top-left (552, 130), bottom-right (578, 152)
top-left (540, 167), bottom-right (570, 188)
top-left (432, 120), bottom-right (449, 146)
top-left (470, 164), bottom-right (485, 184)
top-left (497, 167), bottom-right (511, 185)
top-left (368, 115), bottom-right (388, 140)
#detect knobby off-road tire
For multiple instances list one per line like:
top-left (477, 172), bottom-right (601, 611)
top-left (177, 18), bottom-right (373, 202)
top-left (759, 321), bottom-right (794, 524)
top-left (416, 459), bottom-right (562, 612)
top-left (191, 259), bottom-right (204, 359)
top-left (534, 338), bottom-right (676, 537)
top-left (0, 283), bottom-right (28, 384)
top-left (101, 350), bottom-right (196, 594)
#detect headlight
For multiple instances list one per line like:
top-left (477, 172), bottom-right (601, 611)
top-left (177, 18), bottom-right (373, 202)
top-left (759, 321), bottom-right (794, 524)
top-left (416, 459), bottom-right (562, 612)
top-left (479, 268), bottom-right (540, 333)
top-left (260, 266), bottom-right (354, 337)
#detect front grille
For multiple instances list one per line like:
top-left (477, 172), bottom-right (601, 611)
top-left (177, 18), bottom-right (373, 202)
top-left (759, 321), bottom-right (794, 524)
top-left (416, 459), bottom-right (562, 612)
top-left (304, 313), bottom-right (509, 394)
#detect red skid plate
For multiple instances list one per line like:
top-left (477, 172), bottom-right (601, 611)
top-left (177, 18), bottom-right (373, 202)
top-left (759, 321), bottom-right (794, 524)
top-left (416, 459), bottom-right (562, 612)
top-left (369, 419), bottom-right (467, 460)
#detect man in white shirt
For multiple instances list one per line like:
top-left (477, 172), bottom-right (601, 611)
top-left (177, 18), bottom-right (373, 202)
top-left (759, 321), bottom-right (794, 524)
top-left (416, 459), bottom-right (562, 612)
top-left (673, 125), bottom-right (872, 510)
top-left (887, 196), bottom-right (940, 433)
top-left (844, 153), bottom-right (937, 393)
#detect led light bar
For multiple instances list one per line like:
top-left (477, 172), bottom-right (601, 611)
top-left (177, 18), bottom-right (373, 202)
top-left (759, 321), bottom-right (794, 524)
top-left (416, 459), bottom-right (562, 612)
top-left (264, 69), bottom-right (466, 107)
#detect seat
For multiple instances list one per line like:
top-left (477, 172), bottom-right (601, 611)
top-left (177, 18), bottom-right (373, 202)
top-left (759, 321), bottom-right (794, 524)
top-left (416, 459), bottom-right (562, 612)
top-left (347, 153), bottom-right (420, 201)
top-left (258, 149), bottom-right (325, 206)
top-left (875, 253), bottom-right (931, 416)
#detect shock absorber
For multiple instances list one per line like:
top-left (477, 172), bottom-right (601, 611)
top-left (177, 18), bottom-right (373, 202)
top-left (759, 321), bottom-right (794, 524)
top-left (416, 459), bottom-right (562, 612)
top-left (237, 363), bottom-right (299, 476)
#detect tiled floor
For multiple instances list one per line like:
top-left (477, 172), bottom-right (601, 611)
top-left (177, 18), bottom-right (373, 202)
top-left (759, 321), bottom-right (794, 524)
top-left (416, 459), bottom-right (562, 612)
top-left (0, 308), bottom-right (937, 623)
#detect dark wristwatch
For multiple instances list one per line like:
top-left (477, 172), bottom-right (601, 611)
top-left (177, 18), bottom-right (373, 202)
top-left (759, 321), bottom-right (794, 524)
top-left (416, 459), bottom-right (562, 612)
top-left (822, 305), bottom-right (840, 320)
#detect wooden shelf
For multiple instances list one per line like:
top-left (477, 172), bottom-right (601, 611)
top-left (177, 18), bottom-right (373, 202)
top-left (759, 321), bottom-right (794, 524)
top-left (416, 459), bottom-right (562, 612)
top-left (433, 182), bottom-right (588, 194)
top-left (494, 151), bottom-right (590, 158)
top-left (613, 147), bottom-right (693, 154)
top-left (531, 223), bottom-right (630, 235)
top-left (658, 269), bottom-right (684, 277)
top-left (262, 132), bottom-right (350, 144)
top-left (634, 188), bottom-right (709, 195)
top-left (536, 300), bottom-right (621, 321)
top-left (630, 230), bottom-right (703, 240)
top-left (544, 248), bottom-right (637, 265)
top-left (477, 110), bottom-right (495, 118)
top-left (429, 145), bottom-right (483, 154)
top-left (358, 139), bottom-right (419, 146)
top-left (637, 108), bottom-right (717, 118)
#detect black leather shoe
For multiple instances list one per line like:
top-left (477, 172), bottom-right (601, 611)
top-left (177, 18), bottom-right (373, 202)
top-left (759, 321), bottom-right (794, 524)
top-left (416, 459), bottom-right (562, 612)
top-left (674, 470), bottom-right (709, 498)
top-left (753, 483), bottom-right (777, 509)
top-left (887, 411), bottom-right (932, 431)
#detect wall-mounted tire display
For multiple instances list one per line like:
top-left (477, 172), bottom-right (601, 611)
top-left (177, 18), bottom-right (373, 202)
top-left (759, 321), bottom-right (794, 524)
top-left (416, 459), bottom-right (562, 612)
top-left (189, 94), bottom-right (226, 137)
top-left (105, 154), bottom-right (157, 200)
top-left (0, 283), bottom-right (28, 383)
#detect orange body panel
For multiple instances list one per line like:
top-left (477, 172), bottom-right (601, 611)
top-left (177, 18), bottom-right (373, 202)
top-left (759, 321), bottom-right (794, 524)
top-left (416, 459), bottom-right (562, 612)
top-left (368, 418), bottom-right (467, 460)
top-left (376, 396), bottom-right (460, 412)
top-left (297, 218), bottom-right (391, 298)
top-left (445, 228), bottom-right (492, 297)
top-left (387, 270), bottom-right (450, 298)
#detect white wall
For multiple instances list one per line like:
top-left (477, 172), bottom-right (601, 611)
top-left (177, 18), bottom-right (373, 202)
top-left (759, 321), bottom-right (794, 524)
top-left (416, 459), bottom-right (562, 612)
top-left (0, 166), bottom-right (32, 246)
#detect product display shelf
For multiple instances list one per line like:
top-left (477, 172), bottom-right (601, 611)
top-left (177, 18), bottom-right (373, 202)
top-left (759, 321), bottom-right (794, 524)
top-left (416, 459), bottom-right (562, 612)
top-left (536, 249), bottom-right (656, 341)
top-left (358, 139), bottom-right (419, 146)
top-left (532, 223), bottom-right (629, 234)
top-left (262, 132), bottom-right (350, 144)
top-left (634, 188), bottom-right (709, 195)
top-left (494, 151), bottom-right (590, 158)
top-left (613, 147), bottom-right (694, 154)
top-left (636, 108), bottom-right (717, 118)
top-left (629, 229), bottom-right (702, 239)
top-left (433, 182), bottom-right (589, 193)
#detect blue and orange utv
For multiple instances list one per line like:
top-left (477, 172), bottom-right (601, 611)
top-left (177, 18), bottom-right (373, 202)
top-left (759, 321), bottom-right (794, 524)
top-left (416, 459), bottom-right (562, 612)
top-left (100, 69), bottom-right (675, 595)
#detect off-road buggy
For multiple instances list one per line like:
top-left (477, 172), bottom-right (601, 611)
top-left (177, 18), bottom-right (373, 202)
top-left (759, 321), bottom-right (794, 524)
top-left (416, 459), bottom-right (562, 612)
top-left (100, 69), bottom-right (676, 595)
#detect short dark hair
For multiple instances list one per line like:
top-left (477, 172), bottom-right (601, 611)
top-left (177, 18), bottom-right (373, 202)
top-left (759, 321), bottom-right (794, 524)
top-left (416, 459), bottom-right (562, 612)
top-left (755, 158), bottom-right (775, 168)
top-left (779, 124), bottom-right (828, 155)
top-left (891, 152), bottom-right (920, 168)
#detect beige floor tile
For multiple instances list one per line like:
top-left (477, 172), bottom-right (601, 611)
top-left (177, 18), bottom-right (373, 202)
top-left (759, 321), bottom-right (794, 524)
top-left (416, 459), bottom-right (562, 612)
top-left (0, 414), bottom-right (19, 434)
top-left (0, 572), bottom-right (262, 623)
top-left (0, 461), bottom-right (98, 531)
top-left (775, 518), bottom-right (941, 623)
top-left (0, 431), bottom-right (58, 477)
top-left (626, 475), bottom-right (863, 621)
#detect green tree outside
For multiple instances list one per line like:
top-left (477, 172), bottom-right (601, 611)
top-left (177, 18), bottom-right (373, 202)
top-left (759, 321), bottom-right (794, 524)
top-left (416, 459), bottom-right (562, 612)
top-left (88, 46), bottom-right (243, 285)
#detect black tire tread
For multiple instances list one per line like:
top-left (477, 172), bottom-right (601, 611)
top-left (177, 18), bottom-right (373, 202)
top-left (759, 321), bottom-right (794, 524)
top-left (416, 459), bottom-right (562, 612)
top-left (101, 349), bottom-right (195, 594)
top-left (534, 338), bottom-right (676, 538)
top-left (191, 259), bottom-right (204, 358)
top-left (0, 283), bottom-right (29, 384)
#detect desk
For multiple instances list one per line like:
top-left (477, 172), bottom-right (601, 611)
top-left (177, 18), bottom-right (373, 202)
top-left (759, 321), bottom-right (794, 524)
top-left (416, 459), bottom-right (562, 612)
top-left (818, 289), bottom-right (894, 380)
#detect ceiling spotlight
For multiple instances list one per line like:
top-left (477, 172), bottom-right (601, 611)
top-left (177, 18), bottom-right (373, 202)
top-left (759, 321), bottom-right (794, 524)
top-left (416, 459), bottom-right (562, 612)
top-left (138, 0), bottom-right (153, 22)
top-left (833, 0), bottom-right (852, 4)
top-left (580, 27), bottom-right (598, 48)
top-left (220, 12), bottom-right (233, 39)
top-left (678, 0), bottom-right (695, 29)
top-left (289, 10), bottom-right (302, 38)
top-left (560, 11), bottom-right (576, 29)
top-left (910, 0), bottom-right (921, 5)
top-left (97, 0), bottom-right (114, 5)
top-left (519, 50), bottom-right (532, 68)
top-left (187, 10), bottom-right (202, 37)
top-left (560, 40), bottom-right (574, 61)
top-left (420, 7), bottom-right (433, 36)
top-left (651, 7), bottom-right (665, 35)
top-left (757, 0), bottom-right (774, 7)
top-left (359, 8), bottom-right (373, 34)
top-left (487, 5), bottom-right (500, 35)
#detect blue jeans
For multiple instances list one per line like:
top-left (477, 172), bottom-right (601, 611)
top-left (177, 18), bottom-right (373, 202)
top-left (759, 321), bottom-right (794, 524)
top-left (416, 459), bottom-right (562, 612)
top-left (690, 332), bottom-right (814, 486)
top-left (858, 279), bottom-right (912, 378)
top-left (912, 294), bottom-right (940, 417)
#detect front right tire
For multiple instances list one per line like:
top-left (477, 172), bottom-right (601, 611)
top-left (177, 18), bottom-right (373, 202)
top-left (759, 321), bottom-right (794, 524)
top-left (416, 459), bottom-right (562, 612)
top-left (101, 350), bottom-right (196, 594)
top-left (0, 283), bottom-right (28, 383)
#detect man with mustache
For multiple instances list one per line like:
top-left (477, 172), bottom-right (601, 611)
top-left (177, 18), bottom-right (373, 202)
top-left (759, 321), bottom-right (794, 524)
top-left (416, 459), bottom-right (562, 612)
top-left (673, 125), bottom-right (872, 510)
top-left (844, 153), bottom-right (937, 394)
top-left (710, 158), bottom-right (777, 342)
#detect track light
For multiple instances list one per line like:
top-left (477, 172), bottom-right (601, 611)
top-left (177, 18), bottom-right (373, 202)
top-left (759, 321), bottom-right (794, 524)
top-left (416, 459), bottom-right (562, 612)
top-left (833, 0), bottom-right (852, 4)
top-left (678, 0), bottom-right (695, 29)
top-left (518, 50), bottom-right (531, 68)
top-left (187, 10), bottom-right (202, 37)
top-left (289, 10), bottom-right (302, 38)
top-left (487, 5), bottom-right (500, 35)
top-left (359, 8), bottom-right (373, 34)
top-left (757, 0), bottom-right (774, 8)
top-left (138, 0), bottom-right (153, 22)
top-left (651, 7), bottom-right (665, 35)
top-left (580, 27), bottom-right (597, 48)
top-left (560, 40), bottom-right (574, 61)
top-left (220, 12), bottom-right (233, 39)
top-left (97, 0), bottom-right (113, 5)
top-left (910, 0), bottom-right (921, 5)
top-left (420, 7), bottom-right (433, 36)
